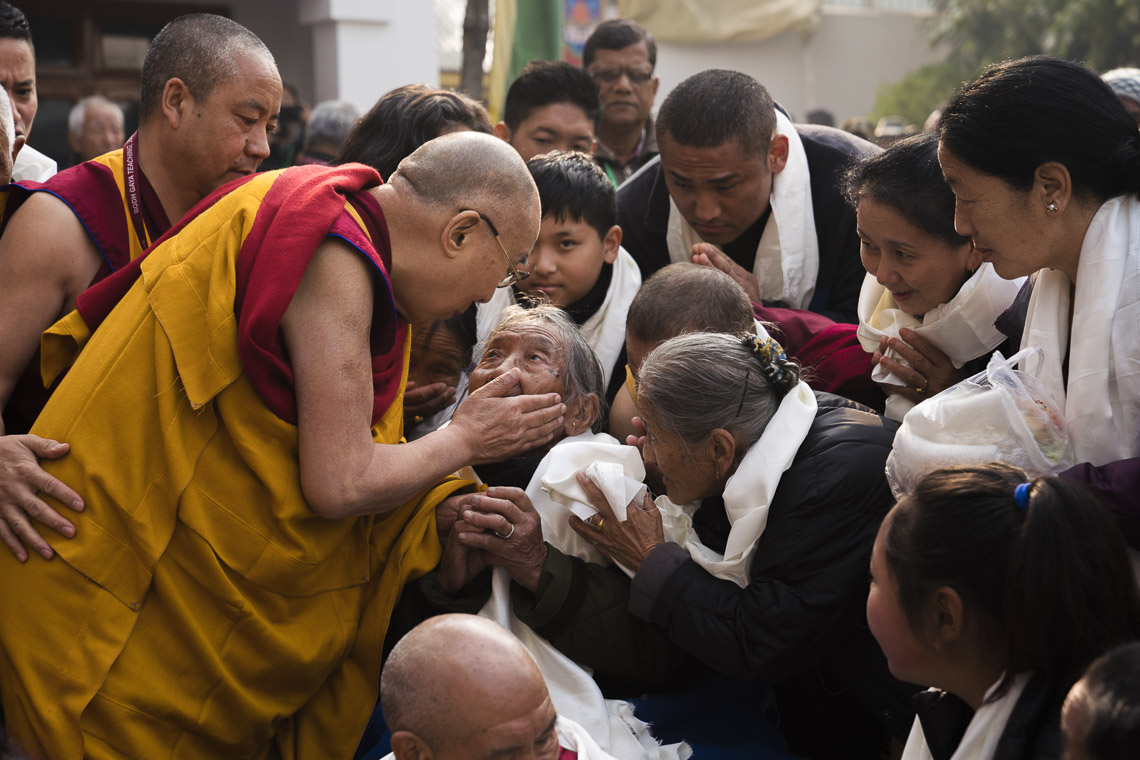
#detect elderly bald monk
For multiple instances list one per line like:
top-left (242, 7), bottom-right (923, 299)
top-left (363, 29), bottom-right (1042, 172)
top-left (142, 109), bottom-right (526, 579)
top-left (0, 13), bottom-right (282, 562)
top-left (382, 614), bottom-right (616, 760)
top-left (0, 132), bottom-right (565, 760)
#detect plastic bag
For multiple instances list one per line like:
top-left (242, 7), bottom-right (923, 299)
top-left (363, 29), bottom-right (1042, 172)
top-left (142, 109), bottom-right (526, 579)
top-left (886, 348), bottom-right (1072, 499)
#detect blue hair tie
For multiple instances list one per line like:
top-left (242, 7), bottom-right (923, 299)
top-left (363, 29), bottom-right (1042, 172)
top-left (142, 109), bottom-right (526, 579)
top-left (1014, 482), bottom-right (1032, 512)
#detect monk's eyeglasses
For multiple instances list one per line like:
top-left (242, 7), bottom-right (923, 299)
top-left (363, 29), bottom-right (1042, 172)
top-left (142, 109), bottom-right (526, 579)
top-left (469, 211), bottom-right (530, 289)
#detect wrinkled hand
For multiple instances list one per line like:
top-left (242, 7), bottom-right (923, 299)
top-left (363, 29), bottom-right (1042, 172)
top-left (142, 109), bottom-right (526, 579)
top-left (691, 243), bottom-right (760, 303)
top-left (449, 368), bottom-right (565, 465)
top-left (437, 517), bottom-right (494, 594)
top-left (871, 329), bottom-right (970, 405)
top-left (436, 491), bottom-right (487, 547)
top-left (403, 381), bottom-right (456, 428)
top-left (569, 471), bottom-right (664, 572)
top-left (0, 434), bottom-right (83, 562)
top-left (455, 486), bottom-right (547, 594)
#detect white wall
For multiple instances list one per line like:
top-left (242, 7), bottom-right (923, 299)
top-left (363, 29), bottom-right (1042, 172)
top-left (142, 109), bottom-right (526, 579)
top-left (653, 8), bottom-right (945, 124)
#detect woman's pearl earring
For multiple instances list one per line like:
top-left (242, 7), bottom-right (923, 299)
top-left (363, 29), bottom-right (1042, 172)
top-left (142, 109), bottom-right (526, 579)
top-left (1046, 201), bottom-right (1058, 214)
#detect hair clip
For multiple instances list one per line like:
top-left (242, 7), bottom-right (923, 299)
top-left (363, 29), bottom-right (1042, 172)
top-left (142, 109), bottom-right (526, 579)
top-left (1014, 482), bottom-right (1032, 512)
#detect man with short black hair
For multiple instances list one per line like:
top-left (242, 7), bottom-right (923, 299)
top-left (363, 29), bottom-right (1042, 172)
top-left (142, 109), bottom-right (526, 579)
top-left (0, 1), bottom-right (53, 181)
top-left (617, 69), bottom-right (876, 324)
top-left (582, 19), bottom-right (659, 186)
top-left (495, 60), bottom-right (598, 163)
top-left (0, 13), bottom-right (282, 563)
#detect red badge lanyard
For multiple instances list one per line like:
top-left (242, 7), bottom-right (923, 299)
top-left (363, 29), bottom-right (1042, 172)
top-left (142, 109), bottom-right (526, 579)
top-left (122, 132), bottom-right (153, 250)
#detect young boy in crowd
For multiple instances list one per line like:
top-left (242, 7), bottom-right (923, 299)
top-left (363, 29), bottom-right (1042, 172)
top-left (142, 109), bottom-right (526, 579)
top-left (493, 61), bottom-right (599, 162)
top-left (477, 151), bottom-right (640, 405)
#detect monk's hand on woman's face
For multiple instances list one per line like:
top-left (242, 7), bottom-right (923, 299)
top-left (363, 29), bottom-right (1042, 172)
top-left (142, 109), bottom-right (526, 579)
top-left (437, 517), bottom-right (494, 595)
top-left (691, 243), bottom-right (761, 303)
top-left (569, 472), bottom-right (664, 572)
top-left (0, 434), bottom-right (84, 563)
top-left (449, 368), bottom-right (565, 465)
top-left (455, 486), bottom-right (547, 594)
top-left (877, 328), bottom-right (970, 404)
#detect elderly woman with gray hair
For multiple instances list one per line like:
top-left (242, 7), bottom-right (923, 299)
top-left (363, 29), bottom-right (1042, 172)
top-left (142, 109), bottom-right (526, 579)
top-left (568, 330), bottom-right (915, 755)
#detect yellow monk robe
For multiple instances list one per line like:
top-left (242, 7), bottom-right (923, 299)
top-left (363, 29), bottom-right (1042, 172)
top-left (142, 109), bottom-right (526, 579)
top-left (0, 165), bottom-right (469, 760)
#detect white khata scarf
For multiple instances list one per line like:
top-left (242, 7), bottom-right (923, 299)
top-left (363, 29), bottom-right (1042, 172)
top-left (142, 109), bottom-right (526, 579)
top-left (856, 264), bottom-right (1024, 421)
top-left (901, 674), bottom-right (1031, 760)
top-left (467, 432), bottom-right (690, 760)
top-left (475, 246), bottom-right (642, 387)
top-left (665, 108), bottom-right (819, 309)
top-left (1019, 195), bottom-right (1140, 464)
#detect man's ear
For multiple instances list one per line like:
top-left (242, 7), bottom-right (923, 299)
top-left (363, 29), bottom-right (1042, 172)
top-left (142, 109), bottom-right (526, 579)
top-left (493, 121), bottom-right (512, 143)
top-left (389, 730), bottom-right (433, 760)
top-left (707, 428), bottom-right (737, 480)
top-left (927, 586), bottom-right (965, 651)
top-left (1034, 161), bottom-right (1073, 215)
top-left (602, 224), bottom-right (622, 264)
top-left (441, 210), bottom-right (483, 260)
top-left (161, 78), bottom-right (192, 130)
top-left (768, 133), bottom-right (790, 175)
top-left (564, 393), bottom-right (601, 437)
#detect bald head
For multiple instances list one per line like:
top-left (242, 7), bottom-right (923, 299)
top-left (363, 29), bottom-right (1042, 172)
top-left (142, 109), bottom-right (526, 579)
top-left (391, 131), bottom-right (538, 221)
top-left (382, 615), bottom-right (552, 756)
top-left (139, 13), bottom-right (275, 122)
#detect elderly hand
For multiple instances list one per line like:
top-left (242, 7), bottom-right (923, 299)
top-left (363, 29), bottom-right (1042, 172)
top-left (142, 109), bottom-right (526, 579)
top-left (872, 329), bottom-right (971, 405)
top-left (691, 243), bottom-right (761, 303)
top-left (403, 381), bottom-right (456, 428)
top-left (449, 368), bottom-right (565, 465)
top-left (569, 471), bottom-right (664, 573)
top-left (436, 491), bottom-right (488, 547)
top-left (454, 486), bottom-right (547, 594)
top-left (437, 516), bottom-right (494, 595)
top-left (0, 434), bottom-right (84, 562)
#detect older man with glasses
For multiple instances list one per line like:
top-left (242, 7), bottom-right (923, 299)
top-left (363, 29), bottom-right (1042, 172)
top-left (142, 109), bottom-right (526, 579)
top-left (582, 19), bottom-right (660, 186)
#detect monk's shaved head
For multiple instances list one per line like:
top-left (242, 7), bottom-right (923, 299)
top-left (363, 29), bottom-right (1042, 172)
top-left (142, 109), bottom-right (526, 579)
top-left (391, 131), bottom-right (538, 223)
top-left (381, 615), bottom-right (553, 755)
top-left (139, 13), bottom-right (275, 121)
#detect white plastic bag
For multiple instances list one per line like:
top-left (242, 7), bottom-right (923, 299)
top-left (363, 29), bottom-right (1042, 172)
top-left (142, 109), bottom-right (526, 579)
top-left (886, 348), bottom-right (1073, 499)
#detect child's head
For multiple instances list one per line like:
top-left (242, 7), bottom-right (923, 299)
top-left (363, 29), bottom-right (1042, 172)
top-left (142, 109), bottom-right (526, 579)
top-left (867, 464), bottom-right (1140, 704)
top-left (495, 61), bottom-right (599, 163)
top-left (408, 306), bottom-right (478, 393)
top-left (516, 151), bottom-right (620, 309)
top-left (1062, 642), bottom-right (1140, 760)
top-left (625, 263), bottom-right (754, 378)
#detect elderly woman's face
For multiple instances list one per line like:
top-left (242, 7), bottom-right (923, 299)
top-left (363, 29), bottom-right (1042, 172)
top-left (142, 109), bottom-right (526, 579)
top-left (468, 324), bottom-right (568, 399)
top-left (937, 145), bottom-right (1050, 280)
top-left (639, 403), bottom-right (720, 505)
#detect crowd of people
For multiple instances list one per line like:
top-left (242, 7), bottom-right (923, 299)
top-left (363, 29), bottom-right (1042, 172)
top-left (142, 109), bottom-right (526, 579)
top-left (0, 4), bottom-right (1138, 760)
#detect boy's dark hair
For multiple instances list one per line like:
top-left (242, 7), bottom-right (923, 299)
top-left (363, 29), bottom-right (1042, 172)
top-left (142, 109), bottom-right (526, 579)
top-left (841, 132), bottom-right (968, 248)
top-left (527, 151), bottom-right (616, 240)
top-left (1076, 642), bottom-right (1140, 760)
top-left (940, 56), bottom-right (1140, 202)
top-left (139, 14), bottom-right (272, 121)
top-left (0, 2), bottom-right (31, 43)
top-left (336, 85), bottom-right (492, 179)
top-left (656, 70), bottom-right (775, 156)
top-left (503, 61), bottom-right (599, 133)
top-left (886, 464), bottom-right (1140, 702)
top-left (626, 263), bottom-right (753, 345)
top-left (582, 19), bottom-right (656, 69)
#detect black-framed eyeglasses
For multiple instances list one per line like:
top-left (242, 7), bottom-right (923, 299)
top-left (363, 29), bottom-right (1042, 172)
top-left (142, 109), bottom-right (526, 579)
top-left (589, 66), bottom-right (654, 86)
top-left (470, 211), bottom-right (530, 289)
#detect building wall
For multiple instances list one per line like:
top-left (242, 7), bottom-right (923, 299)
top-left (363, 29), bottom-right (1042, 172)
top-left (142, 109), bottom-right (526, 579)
top-left (653, 8), bottom-right (945, 124)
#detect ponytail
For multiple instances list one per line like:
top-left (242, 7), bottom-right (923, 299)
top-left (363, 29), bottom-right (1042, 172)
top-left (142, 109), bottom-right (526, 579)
top-left (638, 331), bottom-right (800, 454)
top-left (885, 464), bottom-right (1140, 700)
top-left (1003, 476), bottom-right (1140, 690)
